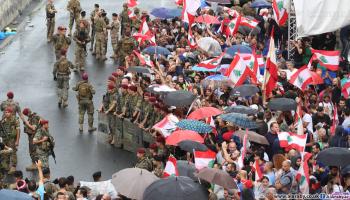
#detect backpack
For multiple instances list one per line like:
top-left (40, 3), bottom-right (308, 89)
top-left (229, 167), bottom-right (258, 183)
top-left (78, 82), bottom-right (91, 99)
top-left (57, 60), bottom-right (69, 74)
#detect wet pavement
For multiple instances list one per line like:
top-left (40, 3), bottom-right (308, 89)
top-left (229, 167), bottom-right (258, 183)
top-left (0, 0), bottom-right (174, 181)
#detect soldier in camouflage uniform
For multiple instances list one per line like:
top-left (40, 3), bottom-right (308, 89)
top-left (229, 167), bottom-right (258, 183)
top-left (135, 148), bottom-right (153, 171)
top-left (109, 13), bottom-right (120, 60)
top-left (100, 83), bottom-right (117, 144)
top-left (73, 21), bottom-right (91, 72)
top-left (131, 8), bottom-right (141, 33)
top-left (0, 107), bottom-right (20, 174)
top-left (53, 50), bottom-right (74, 108)
top-left (0, 91), bottom-right (24, 121)
top-left (66, 0), bottom-right (82, 36)
top-left (52, 26), bottom-right (71, 60)
top-left (0, 143), bottom-right (13, 188)
top-left (116, 28), bottom-right (136, 66)
top-left (94, 11), bottom-right (107, 61)
top-left (22, 108), bottom-right (41, 171)
top-left (76, 11), bottom-right (91, 34)
top-left (136, 94), bottom-right (153, 129)
top-left (89, 4), bottom-right (99, 52)
top-left (72, 73), bottom-right (96, 133)
top-left (101, 10), bottom-right (110, 60)
top-left (120, 85), bottom-right (141, 121)
top-left (33, 120), bottom-right (52, 169)
top-left (46, 0), bottom-right (57, 42)
top-left (120, 3), bottom-right (131, 37)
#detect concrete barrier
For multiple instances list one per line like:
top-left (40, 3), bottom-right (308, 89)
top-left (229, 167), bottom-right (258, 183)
top-left (0, 0), bottom-right (32, 30)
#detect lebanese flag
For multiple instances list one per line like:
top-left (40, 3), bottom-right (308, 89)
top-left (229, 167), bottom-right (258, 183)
top-left (163, 156), bottom-right (179, 177)
top-left (330, 104), bottom-right (338, 136)
top-left (128, 10), bottom-right (136, 20)
top-left (136, 19), bottom-right (156, 45)
top-left (225, 54), bottom-right (252, 86)
top-left (241, 131), bottom-right (248, 161)
top-left (175, 0), bottom-right (183, 6)
top-left (272, 0), bottom-right (288, 26)
top-left (341, 76), bottom-right (350, 98)
top-left (238, 53), bottom-right (258, 84)
top-left (153, 114), bottom-right (179, 138)
top-left (256, 54), bottom-right (265, 68)
top-left (311, 49), bottom-right (340, 71)
top-left (133, 50), bottom-right (154, 67)
top-left (127, 0), bottom-right (139, 8)
top-left (182, 0), bottom-right (200, 26)
top-left (278, 132), bottom-right (307, 152)
top-left (296, 152), bottom-right (312, 194)
top-left (197, 52), bottom-right (225, 69)
top-left (188, 29), bottom-right (197, 49)
top-left (253, 161), bottom-right (264, 181)
top-left (194, 149), bottom-right (216, 170)
top-left (223, 7), bottom-right (239, 18)
top-left (240, 17), bottom-right (259, 29)
top-left (226, 16), bottom-right (241, 36)
top-left (289, 66), bottom-right (314, 91)
top-left (263, 29), bottom-right (278, 97)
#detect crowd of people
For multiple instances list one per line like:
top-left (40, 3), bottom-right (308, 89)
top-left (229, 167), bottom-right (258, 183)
top-left (2, 0), bottom-right (350, 199)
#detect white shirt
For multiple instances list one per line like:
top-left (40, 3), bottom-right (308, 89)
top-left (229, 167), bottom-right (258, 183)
top-left (303, 113), bottom-right (313, 133)
top-left (342, 116), bottom-right (350, 128)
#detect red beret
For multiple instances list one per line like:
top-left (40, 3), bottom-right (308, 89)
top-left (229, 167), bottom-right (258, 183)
top-left (5, 107), bottom-right (13, 113)
top-left (82, 73), bottom-right (88, 80)
top-left (60, 49), bottom-right (67, 56)
top-left (7, 91), bottom-right (14, 99)
top-left (137, 148), bottom-right (146, 154)
top-left (149, 97), bottom-right (156, 103)
top-left (149, 143), bottom-right (158, 150)
top-left (156, 136), bottom-right (165, 144)
top-left (108, 83), bottom-right (115, 90)
top-left (128, 85), bottom-right (137, 92)
top-left (117, 66), bottom-right (125, 72)
top-left (22, 108), bottom-right (30, 116)
top-left (144, 92), bottom-right (150, 97)
top-left (154, 103), bottom-right (161, 109)
top-left (111, 72), bottom-right (118, 77)
top-left (108, 76), bottom-right (115, 82)
top-left (40, 120), bottom-right (49, 125)
top-left (121, 84), bottom-right (128, 89)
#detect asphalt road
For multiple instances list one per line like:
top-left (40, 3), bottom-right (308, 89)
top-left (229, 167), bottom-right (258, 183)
top-left (0, 0), bottom-right (174, 182)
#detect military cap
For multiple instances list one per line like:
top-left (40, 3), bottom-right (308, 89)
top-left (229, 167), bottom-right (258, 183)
top-left (107, 83), bottom-right (115, 90)
top-left (82, 72), bottom-right (88, 80)
top-left (144, 92), bottom-right (150, 97)
top-left (149, 143), bottom-right (157, 150)
top-left (137, 148), bottom-right (146, 154)
top-left (121, 84), bottom-right (128, 89)
top-left (156, 136), bottom-right (165, 144)
top-left (149, 96), bottom-right (156, 103)
top-left (40, 120), bottom-right (49, 125)
top-left (111, 72), bottom-right (118, 77)
top-left (22, 108), bottom-right (30, 116)
top-left (7, 91), bottom-right (14, 99)
top-left (128, 85), bottom-right (137, 92)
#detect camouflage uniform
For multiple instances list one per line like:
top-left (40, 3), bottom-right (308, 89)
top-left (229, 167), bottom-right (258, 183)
top-left (120, 6), bottom-right (131, 37)
top-left (0, 116), bottom-right (20, 171)
top-left (0, 146), bottom-right (13, 188)
top-left (72, 80), bottom-right (96, 130)
top-left (52, 34), bottom-right (71, 60)
top-left (94, 16), bottom-right (107, 60)
top-left (153, 165), bottom-right (164, 178)
top-left (125, 93), bottom-right (141, 120)
top-left (135, 157), bottom-right (153, 171)
top-left (116, 35), bottom-right (136, 66)
top-left (67, 0), bottom-right (82, 35)
top-left (53, 57), bottom-right (74, 107)
top-left (131, 9), bottom-right (141, 33)
top-left (23, 112), bottom-right (41, 164)
top-left (90, 9), bottom-right (99, 51)
top-left (110, 19), bottom-right (120, 58)
top-left (103, 16), bottom-right (110, 57)
top-left (0, 99), bottom-right (21, 117)
top-left (138, 100), bottom-right (153, 128)
top-left (33, 128), bottom-right (51, 168)
top-left (102, 90), bottom-right (117, 140)
top-left (73, 28), bottom-right (91, 71)
top-left (76, 17), bottom-right (91, 34)
top-left (46, 1), bottom-right (56, 42)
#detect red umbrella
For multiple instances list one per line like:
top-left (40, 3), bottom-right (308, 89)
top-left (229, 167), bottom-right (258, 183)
top-left (187, 107), bottom-right (222, 120)
top-left (166, 130), bottom-right (204, 146)
top-left (222, 130), bottom-right (235, 141)
top-left (195, 14), bottom-right (220, 24)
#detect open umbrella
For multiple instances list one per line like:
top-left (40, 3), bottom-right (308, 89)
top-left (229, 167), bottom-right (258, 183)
top-left (177, 161), bottom-right (197, 181)
top-left (176, 119), bottom-right (212, 133)
top-left (0, 189), bottom-right (32, 200)
top-left (165, 130), bottom-right (204, 146)
top-left (127, 66), bottom-right (154, 74)
top-left (206, 0), bottom-right (231, 4)
top-left (150, 7), bottom-right (182, 19)
top-left (224, 45), bottom-right (252, 58)
top-left (111, 168), bottom-right (159, 200)
top-left (225, 105), bottom-right (258, 115)
top-left (178, 140), bottom-right (208, 152)
top-left (187, 106), bottom-right (222, 120)
top-left (220, 113), bottom-right (258, 129)
top-left (316, 147), bottom-right (350, 167)
top-left (250, 0), bottom-right (272, 8)
top-left (232, 130), bottom-right (269, 145)
top-left (267, 98), bottom-right (297, 111)
top-left (197, 37), bottom-right (222, 57)
top-left (201, 75), bottom-right (231, 89)
top-left (195, 14), bottom-right (220, 24)
top-left (194, 168), bottom-right (238, 189)
top-left (231, 84), bottom-right (260, 97)
top-left (146, 85), bottom-right (176, 94)
top-left (142, 46), bottom-right (171, 56)
top-left (143, 176), bottom-right (208, 200)
top-left (163, 91), bottom-right (196, 107)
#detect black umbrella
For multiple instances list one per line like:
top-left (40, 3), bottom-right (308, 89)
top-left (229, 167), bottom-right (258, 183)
top-left (341, 165), bottom-right (350, 176)
top-left (267, 98), bottom-right (297, 111)
top-left (177, 160), bottom-right (197, 181)
top-left (163, 91), bottom-right (196, 107)
top-left (178, 140), bottom-right (208, 152)
top-left (127, 66), bottom-right (154, 74)
top-left (316, 147), bottom-right (350, 167)
top-left (143, 176), bottom-right (208, 200)
top-left (225, 105), bottom-right (259, 115)
top-left (231, 84), bottom-right (260, 97)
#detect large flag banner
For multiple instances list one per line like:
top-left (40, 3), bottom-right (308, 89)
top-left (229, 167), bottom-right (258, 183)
top-left (341, 77), bottom-right (350, 98)
top-left (163, 156), bottom-right (179, 177)
top-left (182, 0), bottom-right (200, 25)
top-left (197, 52), bottom-right (225, 69)
top-left (289, 66), bottom-right (314, 91)
top-left (153, 114), bottom-right (179, 137)
top-left (240, 17), bottom-right (259, 29)
top-left (225, 54), bottom-right (252, 86)
top-left (272, 0), bottom-right (288, 26)
top-left (226, 16), bottom-right (241, 36)
top-left (133, 50), bottom-right (154, 67)
top-left (278, 132), bottom-right (307, 152)
top-left (127, 0), bottom-right (139, 8)
top-left (296, 152), bottom-right (312, 194)
top-left (294, 0), bottom-right (350, 37)
top-left (194, 149), bottom-right (216, 169)
top-left (263, 30), bottom-right (278, 97)
top-left (311, 49), bottom-right (340, 71)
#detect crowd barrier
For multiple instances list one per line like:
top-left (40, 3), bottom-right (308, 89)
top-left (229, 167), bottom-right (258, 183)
top-left (97, 113), bottom-right (155, 153)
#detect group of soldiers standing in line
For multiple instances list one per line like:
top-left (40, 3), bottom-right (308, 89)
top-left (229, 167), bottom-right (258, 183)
top-left (0, 92), bottom-right (54, 188)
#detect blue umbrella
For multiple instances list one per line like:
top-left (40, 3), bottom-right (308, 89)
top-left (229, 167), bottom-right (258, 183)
top-left (176, 119), bottom-right (212, 133)
top-left (204, 74), bottom-right (228, 81)
top-left (192, 66), bottom-right (218, 72)
top-left (0, 189), bottom-right (32, 200)
top-left (224, 45), bottom-right (252, 58)
top-left (225, 105), bottom-right (259, 115)
top-left (250, 0), bottom-right (272, 8)
top-left (142, 46), bottom-right (171, 56)
top-left (220, 113), bottom-right (258, 129)
top-left (151, 8), bottom-right (182, 19)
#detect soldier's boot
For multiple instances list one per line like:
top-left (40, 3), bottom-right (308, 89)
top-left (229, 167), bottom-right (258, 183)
top-left (25, 163), bottom-right (37, 171)
top-left (92, 52), bottom-right (96, 56)
top-left (63, 101), bottom-right (68, 108)
top-left (101, 56), bottom-right (107, 61)
top-left (8, 166), bottom-right (16, 175)
top-left (58, 99), bottom-right (62, 108)
top-left (88, 126), bottom-right (97, 133)
top-left (79, 124), bottom-right (83, 133)
top-left (109, 135), bottom-right (115, 145)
